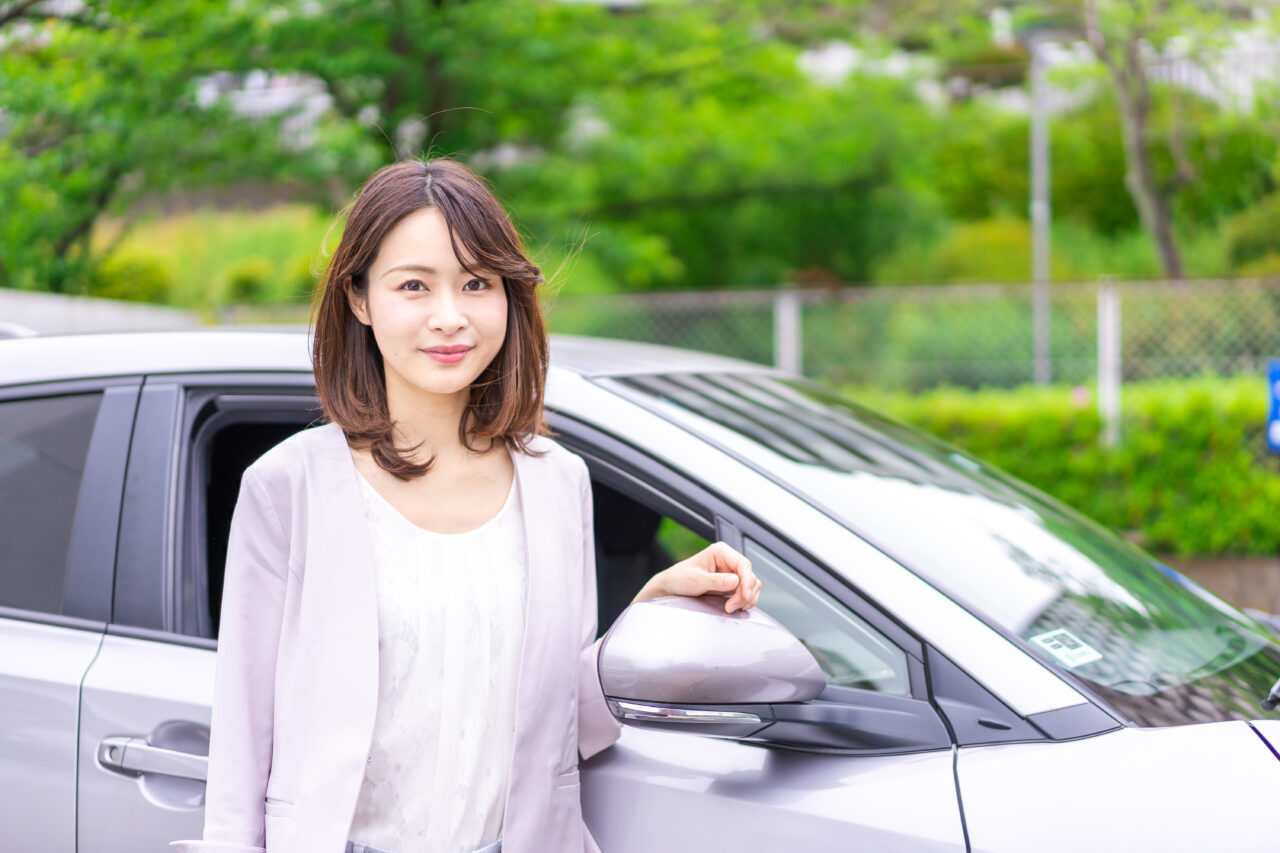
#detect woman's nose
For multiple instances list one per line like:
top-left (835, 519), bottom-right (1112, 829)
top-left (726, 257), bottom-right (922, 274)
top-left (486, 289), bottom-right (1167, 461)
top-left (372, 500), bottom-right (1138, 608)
top-left (426, 291), bottom-right (468, 334)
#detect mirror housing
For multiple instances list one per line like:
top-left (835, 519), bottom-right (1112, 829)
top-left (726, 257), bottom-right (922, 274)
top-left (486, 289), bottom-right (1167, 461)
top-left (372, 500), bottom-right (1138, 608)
top-left (598, 595), bottom-right (826, 738)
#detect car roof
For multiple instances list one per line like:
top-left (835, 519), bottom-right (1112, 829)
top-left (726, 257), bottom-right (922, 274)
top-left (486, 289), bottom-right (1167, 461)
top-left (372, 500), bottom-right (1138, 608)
top-left (0, 328), bottom-right (768, 387)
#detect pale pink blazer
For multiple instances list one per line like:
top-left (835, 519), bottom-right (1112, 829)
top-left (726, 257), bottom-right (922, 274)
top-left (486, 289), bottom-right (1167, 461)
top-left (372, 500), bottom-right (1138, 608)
top-left (171, 421), bottom-right (621, 853)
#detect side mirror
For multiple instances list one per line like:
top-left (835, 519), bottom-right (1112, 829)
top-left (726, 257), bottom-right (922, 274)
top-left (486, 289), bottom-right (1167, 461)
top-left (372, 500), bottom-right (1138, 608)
top-left (598, 595), bottom-right (826, 739)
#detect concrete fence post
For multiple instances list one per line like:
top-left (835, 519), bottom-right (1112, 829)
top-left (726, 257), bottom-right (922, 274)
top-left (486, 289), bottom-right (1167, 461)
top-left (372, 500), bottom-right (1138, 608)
top-left (1098, 281), bottom-right (1122, 447)
top-left (774, 288), bottom-right (802, 375)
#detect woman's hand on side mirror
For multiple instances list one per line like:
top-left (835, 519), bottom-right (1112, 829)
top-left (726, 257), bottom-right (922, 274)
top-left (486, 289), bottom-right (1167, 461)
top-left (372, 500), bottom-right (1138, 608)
top-left (632, 541), bottom-right (761, 614)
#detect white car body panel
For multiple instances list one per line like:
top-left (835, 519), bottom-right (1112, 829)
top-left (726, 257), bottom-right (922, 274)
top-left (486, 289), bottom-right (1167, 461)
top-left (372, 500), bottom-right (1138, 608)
top-left (958, 722), bottom-right (1280, 853)
top-left (78, 634), bottom-right (217, 852)
top-left (1248, 719), bottom-right (1280, 757)
top-left (0, 619), bottom-right (103, 849)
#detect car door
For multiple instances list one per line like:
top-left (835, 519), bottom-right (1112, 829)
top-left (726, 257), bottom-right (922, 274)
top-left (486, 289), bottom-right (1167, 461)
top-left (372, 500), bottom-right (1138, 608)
top-left (77, 374), bottom-right (316, 853)
top-left (0, 379), bottom-right (137, 853)
top-left (557, 421), bottom-right (967, 853)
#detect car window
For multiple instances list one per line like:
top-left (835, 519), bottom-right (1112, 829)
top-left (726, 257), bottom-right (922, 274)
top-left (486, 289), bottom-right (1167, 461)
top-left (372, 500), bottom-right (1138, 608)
top-left (744, 536), bottom-right (910, 694)
top-left (592, 478), bottom-right (709, 637)
top-left (0, 393), bottom-right (102, 614)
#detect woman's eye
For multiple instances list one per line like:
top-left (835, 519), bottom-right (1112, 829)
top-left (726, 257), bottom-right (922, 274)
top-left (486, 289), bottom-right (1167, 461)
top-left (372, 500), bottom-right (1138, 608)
top-left (399, 280), bottom-right (426, 292)
top-left (463, 278), bottom-right (493, 292)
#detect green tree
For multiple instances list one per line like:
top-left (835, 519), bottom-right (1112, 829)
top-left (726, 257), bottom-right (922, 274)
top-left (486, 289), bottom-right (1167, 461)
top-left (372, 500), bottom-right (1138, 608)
top-left (0, 1), bottom-right (306, 292)
top-left (228, 0), bottom-right (623, 160)
top-left (859, 0), bottom-right (1278, 280)
top-left (1081, 1), bottom-right (1215, 278)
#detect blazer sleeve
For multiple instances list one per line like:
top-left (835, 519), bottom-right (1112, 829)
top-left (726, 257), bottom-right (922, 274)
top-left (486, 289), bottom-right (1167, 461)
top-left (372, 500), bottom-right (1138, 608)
top-left (575, 456), bottom-right (623, 760)
top-left (172, 467), bottom-right (289, 853)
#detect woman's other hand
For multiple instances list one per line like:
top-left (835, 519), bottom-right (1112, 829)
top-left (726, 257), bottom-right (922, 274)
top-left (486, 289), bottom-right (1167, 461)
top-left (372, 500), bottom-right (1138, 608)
top-left (632, 541), bottom-right (761, 614)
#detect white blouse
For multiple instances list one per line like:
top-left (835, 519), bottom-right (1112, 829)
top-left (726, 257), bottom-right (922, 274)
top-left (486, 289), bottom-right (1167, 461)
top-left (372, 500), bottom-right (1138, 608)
top-left (347, 465), bottom-right (526, 853)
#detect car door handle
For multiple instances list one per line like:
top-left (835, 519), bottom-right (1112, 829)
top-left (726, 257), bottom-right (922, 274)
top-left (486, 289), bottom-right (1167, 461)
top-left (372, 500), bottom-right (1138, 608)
top-left (97, 736), bottom-right (209, 782)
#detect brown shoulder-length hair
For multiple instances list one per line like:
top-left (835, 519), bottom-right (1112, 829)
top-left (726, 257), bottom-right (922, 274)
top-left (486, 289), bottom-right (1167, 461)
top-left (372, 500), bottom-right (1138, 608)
top-left (312, 157), bottom-right (549, 480)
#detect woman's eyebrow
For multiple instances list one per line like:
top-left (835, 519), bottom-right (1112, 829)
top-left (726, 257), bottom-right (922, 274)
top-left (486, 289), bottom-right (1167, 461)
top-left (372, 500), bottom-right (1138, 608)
top-left (379, 263), bottom-right (499, 280)
top-left (380, 263), bottom-right (437, 279)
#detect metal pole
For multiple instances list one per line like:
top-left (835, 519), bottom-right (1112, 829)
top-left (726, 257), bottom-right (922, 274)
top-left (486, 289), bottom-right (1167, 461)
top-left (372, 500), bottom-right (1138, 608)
top-left (773, 288), bottom-right (802, 374)
top-left (1098, 281), bottom-right (1122, 447)
top-left (1031, 41), bottom-right (1052, 385)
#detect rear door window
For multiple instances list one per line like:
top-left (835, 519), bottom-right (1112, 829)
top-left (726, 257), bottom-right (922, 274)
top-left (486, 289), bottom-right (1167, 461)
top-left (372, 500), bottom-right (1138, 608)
top-left (0, 393), bottom-right (102, 614)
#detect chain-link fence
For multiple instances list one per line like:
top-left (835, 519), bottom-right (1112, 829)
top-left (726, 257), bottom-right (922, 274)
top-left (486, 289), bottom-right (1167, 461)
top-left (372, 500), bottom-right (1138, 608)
top-left (547, 277), bottom-right (1280, 391)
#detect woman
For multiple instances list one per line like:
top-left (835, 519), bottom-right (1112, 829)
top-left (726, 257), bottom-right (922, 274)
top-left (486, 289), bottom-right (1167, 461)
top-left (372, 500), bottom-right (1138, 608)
top-left (171, 158), bottom-right (760, 853)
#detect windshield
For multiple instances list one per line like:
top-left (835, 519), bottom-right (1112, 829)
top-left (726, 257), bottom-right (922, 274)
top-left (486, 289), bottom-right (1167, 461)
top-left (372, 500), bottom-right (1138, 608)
top-left (616, 371), bottom-right (1280, 727)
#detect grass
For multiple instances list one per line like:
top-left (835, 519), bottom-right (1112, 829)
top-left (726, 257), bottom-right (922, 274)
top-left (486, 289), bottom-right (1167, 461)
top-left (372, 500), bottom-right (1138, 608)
top-left (92, 205), bottom-right (342, 310)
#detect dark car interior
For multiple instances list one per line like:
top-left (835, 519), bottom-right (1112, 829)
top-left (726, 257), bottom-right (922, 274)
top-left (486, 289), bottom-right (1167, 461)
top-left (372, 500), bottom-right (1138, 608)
top-left (203, 420), bottom-right (305, 635)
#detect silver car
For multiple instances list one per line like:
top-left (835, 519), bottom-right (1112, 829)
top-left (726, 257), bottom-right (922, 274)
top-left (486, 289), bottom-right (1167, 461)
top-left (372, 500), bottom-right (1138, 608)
top-left (4, 329), bottom-right (1280, 852)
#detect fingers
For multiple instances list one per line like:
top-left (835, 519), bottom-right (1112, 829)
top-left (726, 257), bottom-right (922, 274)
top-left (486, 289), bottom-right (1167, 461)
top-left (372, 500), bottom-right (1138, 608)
top-left (725, 573), bottom-right (761, 613)
top-left (652, 541), bottom-right (761, 611)
top-left (702, 541), bottom-right (758, 614)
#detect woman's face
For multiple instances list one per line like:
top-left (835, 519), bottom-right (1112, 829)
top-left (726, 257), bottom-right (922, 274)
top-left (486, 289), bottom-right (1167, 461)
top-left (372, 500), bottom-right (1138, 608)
top-left (350, 206), bottom-right (508, 407)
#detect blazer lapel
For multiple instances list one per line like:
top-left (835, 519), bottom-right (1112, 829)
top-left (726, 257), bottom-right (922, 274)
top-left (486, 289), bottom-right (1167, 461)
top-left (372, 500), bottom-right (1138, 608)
top-left (509, 439), bottom-right (562, 724)
top-left (502, 439), bottom-right (576, 844)
top-left (294, 423), bottom-right (381, 851)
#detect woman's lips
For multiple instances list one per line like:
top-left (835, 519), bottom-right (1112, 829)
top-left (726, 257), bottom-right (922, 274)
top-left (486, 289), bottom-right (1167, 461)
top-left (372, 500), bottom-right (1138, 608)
top-left (422, 345), bottom-right (472, 364)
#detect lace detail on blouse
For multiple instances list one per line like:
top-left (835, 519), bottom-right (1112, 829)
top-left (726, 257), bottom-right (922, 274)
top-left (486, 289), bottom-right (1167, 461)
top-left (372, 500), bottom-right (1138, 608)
top-left (347, 467), bottom-right (525, 853)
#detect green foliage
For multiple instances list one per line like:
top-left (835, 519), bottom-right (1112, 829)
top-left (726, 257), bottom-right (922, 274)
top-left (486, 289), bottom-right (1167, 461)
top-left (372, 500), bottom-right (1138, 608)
top-left (927, 103), bottom-right (1031, 223)
top-left (93, 205), bottom-right (337, 308)
top-left (655, 517), bottom-right (711, 563)
top-left (944, 42), bottom-right (1029, 88)
top-left (287, 253), bottom-right (323, 303)
top-left (875, 218), bottom-right (1082, 283)
top-left (1164, 100), bottom-right (1278, 227)
top-left (7, 0), bottom-right (1278, 301)
top-left (1236, 253), bottom-right (1280, 277)
top-left (855, 375), bottom-right (1280, 556)
top-left (0, 2), bottom-right (302, 293)
top-left (928, 89), bottom-right (1276, 244)
top-left (874, 216), bottom-right (1238, 285)
top-left (501, 24), bottom-right (944, 291)
top-left (241, 0), bottom-right (623, 158)
top-left (1048, 221), bottom-right (1159, 278)
top-left (89, 250), bottom-right (174, 304)
top-left (225, 257), bottom-right (275, 304)
top-left (927, 92), bottom-right (1141, 235)
top-left (1224, 194), bottom-right (1280, 270)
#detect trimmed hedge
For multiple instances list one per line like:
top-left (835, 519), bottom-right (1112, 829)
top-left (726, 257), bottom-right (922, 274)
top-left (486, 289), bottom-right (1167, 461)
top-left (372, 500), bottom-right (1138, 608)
top-left (849, 375), bottom-right (1280, 557)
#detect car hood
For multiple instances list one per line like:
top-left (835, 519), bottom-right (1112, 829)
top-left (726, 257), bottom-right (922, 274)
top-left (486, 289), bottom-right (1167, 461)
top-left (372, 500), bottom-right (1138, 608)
top-left (959, 721), bottom-right (1280, 852)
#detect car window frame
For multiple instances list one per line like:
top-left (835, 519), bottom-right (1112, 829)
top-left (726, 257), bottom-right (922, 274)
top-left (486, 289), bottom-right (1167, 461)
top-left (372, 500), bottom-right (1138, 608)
top-left (179, 386), bottom-right (323, 640)
top-left (110, 372), bottom-right (315, 647)
top-left (0, 377), bottom-right (139, 630)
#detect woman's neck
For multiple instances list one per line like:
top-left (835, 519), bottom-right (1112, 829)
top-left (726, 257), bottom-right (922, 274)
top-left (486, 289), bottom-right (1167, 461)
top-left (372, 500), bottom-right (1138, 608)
top-left (384, 381), bottom-right (471, 459)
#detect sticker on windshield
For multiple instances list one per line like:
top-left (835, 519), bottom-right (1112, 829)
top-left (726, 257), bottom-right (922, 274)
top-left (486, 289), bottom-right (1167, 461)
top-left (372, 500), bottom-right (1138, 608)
top-left (1029, 629), bottom-right (1103, 668)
